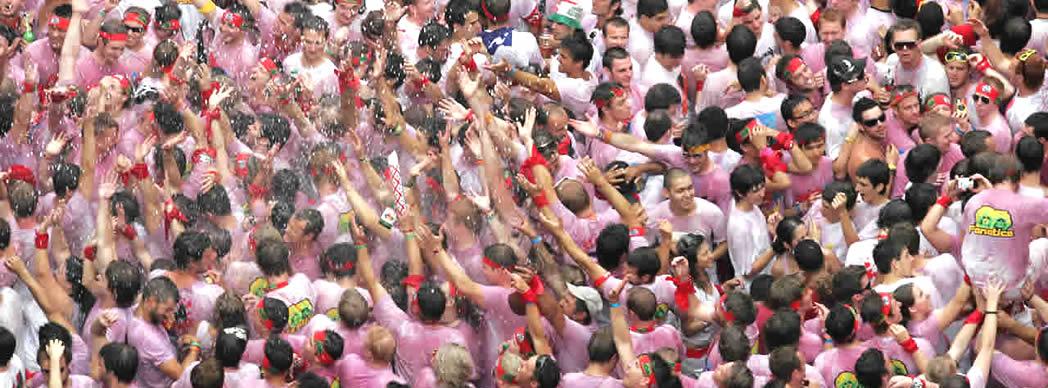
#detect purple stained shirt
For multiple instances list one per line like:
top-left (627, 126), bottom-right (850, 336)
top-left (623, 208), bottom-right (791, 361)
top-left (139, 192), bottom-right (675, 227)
top-left (862, 336), bottom-right (935, 377)
top-left (288, 243), bottom-right (323, 280)
top-left (814, 345), bottom-right (869, 387)
top-left (74, 53), bottom-right (130, 89)
top-left (242, 334), bottom-right (307, 366)
top-left (646, 198), bottom-right (727, 244)
top-left (554, 318), bottom-right (599, 373)
top-left (651, 144), bottom-right (734, 213)
top-left (787, 157), bottom-right (834, 207)
top-left (114, 316), bottom-right (177, 388)
top-left (560, 373), bottom-right (625, 387)
top-left (373, 294), bottom-right (468, 383)
top-left (961, 188), bottom-right (1048, 292)
top-left (990, 351), bottom-right (1048, 388)
top-left (311, 280), bottom-right (371, 321)
top-left (884, 112), bottom-right (918, 154)
top-left (335, 353), bottom-right (404, 388)
top-left (746, 354), bottom-right (827, 388)
top-left (981, 114), bottom-right (1014, 154)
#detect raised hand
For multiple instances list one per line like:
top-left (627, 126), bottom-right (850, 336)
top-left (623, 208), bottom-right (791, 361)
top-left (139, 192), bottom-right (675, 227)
top-left (514, 173), bottom-right (542, 195)
top-left (517, 107), bottom-right (537, 141)
top-left (2, 256), bottom-right (27, 276)
top-left (47, 339), bottom-right (65, 362)
top-left (136, 135), bottom-right (158, 163)
top-left (44, 133), bottom-right (70, 159)
top-left (577, 157), bottom-right (604, 185)
top-left (437, 98), bottom-right (470, 122)
top-left (536, 211), bottom-right (562, 231)
top-left (568, 117), bottom-right (600, 138)
top-left (888, 324), bottom-right (911, 344)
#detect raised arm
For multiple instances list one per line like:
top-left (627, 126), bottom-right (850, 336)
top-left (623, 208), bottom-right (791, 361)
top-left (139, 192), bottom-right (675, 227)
top-left (570, 117), bottom-right (663, 158)
top-left (513, 274), bottom-right (554, 356)
top-left (608, 281), bottom-right (636, 366)
top-left (331, 160), bottom-right (392, 240)
top-left (351, 214), bottom-right (387, 302)
top-left (932, 281), bottom-right (971, 332)
top-left (417, 225), bottom-right (485, 306)
top-left (534, 210), bottom-right (609, 283)
top-left (970, 280), bottom-right (1004, 380)
top-left (58, 0), bottom-right (87, 84)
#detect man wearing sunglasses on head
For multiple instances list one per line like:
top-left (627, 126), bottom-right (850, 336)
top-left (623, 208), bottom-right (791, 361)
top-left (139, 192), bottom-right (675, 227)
top-left (879, 19), bottom-right (950, 100)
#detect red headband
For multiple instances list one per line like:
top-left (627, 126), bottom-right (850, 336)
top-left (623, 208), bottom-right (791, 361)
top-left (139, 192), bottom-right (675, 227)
top-left (891, 90), bottom-right (918, 107)
top-left (925, 94), bottom-right (952, 111)
top-left (260, 57), bottom-right (279, 74)
top-left (7, 164), bottom-right (35, 186)
top-left (156, 18), bottom-right (180, 32)
top-left (99, 31), bottom-right (128, 42)
top-left (637, 354), bottom-right (657, 387)
top-left (733, 6), bottom-right (749, 17)
top-left (974, 81), bottom-right (1000, 103)
top-left (222, 11), bottom-right (244, 28)
top-left (735, 119), bottom-right (758, 144)
top-left (879, 293), bottom-right (893, 317)
top-left (257, 299), bottom-right (274, 330)
top-left (482, 256), bottom-right (503, 269)
top-left (313, 331), bottom-right (336, 365)
top-left (514, 327), bottom-right (535, 357)
top-left (48, 15), bottom-right (70, 31)
top-left (123, 11), bottom-right (148, 27)
top-left (481, 0), bottom-right (508, 23)
top-left (783, 57), bottom-right (804, 79)
top-left (596, 86), bottom-right (626, 110)
top-left (719, 293), bottom-right (735, 323)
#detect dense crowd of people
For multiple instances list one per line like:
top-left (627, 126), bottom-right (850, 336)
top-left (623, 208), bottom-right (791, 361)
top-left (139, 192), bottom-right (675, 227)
top-left (0, 0), bottom-right (1046, 386)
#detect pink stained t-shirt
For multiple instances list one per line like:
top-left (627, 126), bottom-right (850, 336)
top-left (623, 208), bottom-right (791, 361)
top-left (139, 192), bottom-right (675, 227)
top-left (554, 318), bottom-right (599, 373)
top-left (697, 66), bottom-right (744, 111)
top-left (311, 280), bottom-right (372, 320)
top-left (961, 188), bottom-right (1048, 292)
top-left (746, 354), bottom-right (827, 388)
top-left (989, 351), bottom-right (1048, 388)
top-left (334, 353), bottom-right (404, 388)
top-left (981, 114), bottom-right (1014, 154)
top-left (111, 316), bottom-right (177, 388)
top-left (651, 144), bottom-right (734, 214)
top-left (207, 37), bottom-right (259, 90)
top-left (264, 273), bottom-right (318, 334)
top-left (287, 242), bottom-right (323, 280)
top-left (373, 294), bottom-right (468, 384)
top-left (862, 336), bottom-right (934, 377)
top-left (645, 197), bottom-right (727, 245)
top-left (241, 334), bottom-right (307, 366)
top-left (629, 325), bottom-right (686, 358)
top-left (813, 344), bottom-right (869, 387)
top-left (314, 191), bottom-right (354, 254)
top-left (302, 314), bottom-right (371, 359)
top-left (884, 112), bottom-right (918, 153)
top-left (560, 373), bottom-right (625, 387)
top-left (74, 52), bottom-right (129, 89)
top-left (787, 156), bottom-right (834, 207)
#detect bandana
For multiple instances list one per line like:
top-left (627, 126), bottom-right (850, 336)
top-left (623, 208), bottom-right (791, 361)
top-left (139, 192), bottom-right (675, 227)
top-left (494, 353), bottom-right (520, 383)
top-left (630, 321), bottom-right (657, 333)
top-left (99, 31), bottom-right (128, 42)
top-left (260, 57), bottom-right (279, 75)
top-left (522, 6), bottom-right (543, 29)
top-left (732, 6), bottom-right (749, 17)
top-left (974, 81), bottom-right (1000, 103)
top-left (924, 94), bottom-right (952, 112)
top-left (595, 86), bottom-right (626, 110)
top-left (8, 164), bottom-right (34, 186)
top-left (122, 11), bottom-right (149, 27)
top-left (156, 18), bottom-right (180, 32)
top-left (879, 292), bottom-right (893, 317)
top-left (48, 16), bottom-right (70, 31)
top-left (222, 11), bottom-right (244, 28)
top-left (891, 90), bottom-right (918, 107)
top-left (514, 327), bottom-right (535, 357)
top-left (482, 256), bottom-right (503, 269)
top-left (734, 119), bottom-right (758, 144)
top-left (479, 27), bottom-right (514, 55)
top-left (481, 0), bottom-right (508, 23)
top-left (257, 299), bottom-right (274, 330)
top-left (686, 143), bottom-right (712, 155)
top-left (636, 354), bottom-right (657, 387)
top-left (783, 57), bottom-right (804, 80)
top-left (313, 331), bottom-right (336, 366)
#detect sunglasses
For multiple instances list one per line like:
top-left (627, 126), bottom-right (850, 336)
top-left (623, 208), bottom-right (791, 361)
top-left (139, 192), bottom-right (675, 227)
top-left (861, 114), bottom-right (886, 127)
top-left (974, 95), bottom-right (993, 104)
top-left (125, 25), bottom-right (145, 33)
top-left (944, 51), bottom-right (968, 63)
top-left (892, 41), bottom-right (918, 51)
top-left (1017, 49), bottom-right (1037, 62)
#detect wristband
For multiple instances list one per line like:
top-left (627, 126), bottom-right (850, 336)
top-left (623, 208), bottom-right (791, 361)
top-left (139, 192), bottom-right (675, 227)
top-left (593, 273), bottom-right (612, 289)
top-left (984, 310), bottom-right (997, 314)
top-left (900, 337), bottom-right (918, 353)
top-left (35, 232), bottom-right (49, 249)
top-left (532, 192), bottom-right (550, 208)
top-left (600, 128), bottom-right (613, 143)
top-left (83, 245), bottom-right (97, 262)
top-left (130, 163), bottom-right (150, 180)
top-left (964, 310), bottom-right (984, 325)
top-left (354, 244), bottom-right (367, 250)
top-left (505, 67), bottom-right (516, 78)
top-left (21, 82), bottom-right (35, 94)
top-left (402, 274), bottom-right (425, 289)
top-left (122, 224), bottom-right (137, 240)
top-left (936, 194), bottom-right (952, 208)
top-left (772, 132), bottom-right (794, 151)
top-left (628, 226), bottom-right (646, 238)
top-left (695, 80), bottom-right (705, 92)
top-left (609, 302), bottom-right (621, 308)
top-left (404, 232), bottom-right (416, 240)
top-left (464, 109), bottom-right (475, 122)
top-left (531, 236), bottom-right (542, 245)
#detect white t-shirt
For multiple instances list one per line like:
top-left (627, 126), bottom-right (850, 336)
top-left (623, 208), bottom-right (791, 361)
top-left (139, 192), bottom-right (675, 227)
top-left (727, 203), bottom-right (772, 283)
top-left (724, 94), bottom-right (787, 130)
top-left (1007, 91), bottom-right (1048, 133)
top-left (282, 53), bottom-right (339, 97)
top-left (0, 355), bottom-right (25, 388)
top-left (879, 55), bottom-right (950, 100)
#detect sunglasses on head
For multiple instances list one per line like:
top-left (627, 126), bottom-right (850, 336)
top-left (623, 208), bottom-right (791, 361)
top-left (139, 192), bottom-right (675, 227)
top-left (862, 114), bottom-right (886, 127)
top-left (1017, 49), bottom-right (1037, 62)
top-left (125, 25), bottom-right (144, 33)
top-left (944, 51), bottom-right (968, 63)
top-left (974, 95), bottom-right (994, 104)
top-left (892, 41), bottom-right (917, 51)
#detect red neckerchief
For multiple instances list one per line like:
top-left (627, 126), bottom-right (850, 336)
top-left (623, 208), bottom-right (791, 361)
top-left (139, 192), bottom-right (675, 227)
top-left (630, 321), bottom-right (657, 333)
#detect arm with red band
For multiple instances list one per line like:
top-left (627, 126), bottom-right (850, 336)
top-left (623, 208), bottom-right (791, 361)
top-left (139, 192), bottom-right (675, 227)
top-left (35, 231), bottom-right (49, 249)
top-left (900, 337), bottom-right (919, 353)
top-left (670, 277), bottom-right (696, 311)
top-left (965, 310), bottom-right (984, 325)
top-left (759, 148), bottom-right (788, 176)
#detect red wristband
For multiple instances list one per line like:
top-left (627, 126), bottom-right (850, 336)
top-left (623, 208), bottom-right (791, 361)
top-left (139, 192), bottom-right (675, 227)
top-left (22, 82), bottom-right (36, 94)
top-left (532, 192), bottom-right (550, 208)
top-left (83, 245), bottom-right (97, 261)
top-left (936, 194), bottom-right (952, 208)
top-left (965, 310), bottom-right (984, 325)
top-left (130, 163), bottom-right (150, 180)
top-left (629, 226), bottom-right (646, 238)
top-left (900, 337), bottom-right (918, 353)
top-left (695, 80), bottom-right (705, 92)
top-left (593, 273), bottom-right (612, 289)
top-left (35, 232), bottom-right (49, 249)
top-left (121, 224), bottom-right (137, 240)
top-left (464, 110), bottom-right (475, 122)
top-left (401, 274), bottom-right (425, 289)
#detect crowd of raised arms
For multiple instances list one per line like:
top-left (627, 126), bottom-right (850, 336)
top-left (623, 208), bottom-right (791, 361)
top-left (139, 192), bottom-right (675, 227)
top-left (2, 0), bottom-right (1048, 386)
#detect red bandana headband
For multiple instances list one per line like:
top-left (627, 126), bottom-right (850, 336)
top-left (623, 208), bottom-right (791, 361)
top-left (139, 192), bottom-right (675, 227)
top-left (260, 57), bottom-right (279, 75)
top-left (222, 10), bottom-right (244, 28)
top-left (733, 6), bottom-right (749, 17)
top-left (482, 256), bottom-right (503, 270)
top-left (257, 299), bottom-right (274, 330)
top-left (879, 292), bottom-right (893, 317)
top-left (123, 11), bottom-right (149, 27)
top-left (481, 0), bottom-right (508, 23)
top-left (636, 354), bottom-right (657, 387)
top-left (313, 331), bottom-right (336, 366)
top-left (514, 327), bottom-right (535, 357)
top-left (156, 18), bottom-right (180, 32)
top-left (783, 57), bottom-right (804, 80)
top-left (891, 90), bottom-right (918, 107)
top-left (974, 81), bottom-right (1000, 103)
top-left (99, 31), bottom-right (128, 42)
top-left (595, 87), bottom-right (626, 110)
top-left (48, 15), bottom-right (70, 31)
top-left (734, 119), bottom-right (758, 144)
top-left (925, 94), bottom-right (952, 111)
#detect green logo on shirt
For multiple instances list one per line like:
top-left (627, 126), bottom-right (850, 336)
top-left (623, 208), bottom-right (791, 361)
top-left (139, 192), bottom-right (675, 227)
top-left (969, 206), bottom-right (1015, 237)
